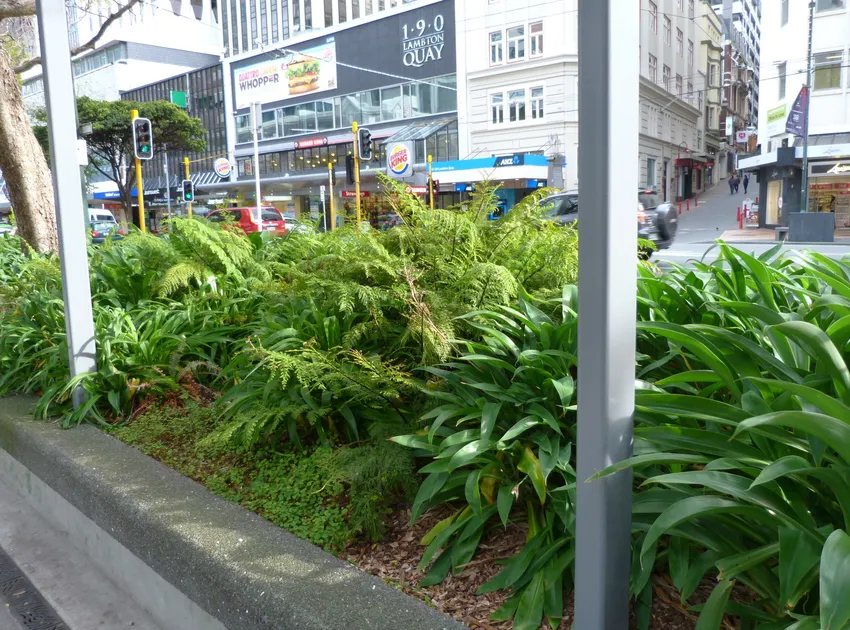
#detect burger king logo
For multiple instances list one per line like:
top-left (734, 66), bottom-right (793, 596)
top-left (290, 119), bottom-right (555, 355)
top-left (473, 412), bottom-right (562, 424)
top-left (388, 144), bottom-right (412, 177)
top-left (213, 157), bottom-right (232, 179)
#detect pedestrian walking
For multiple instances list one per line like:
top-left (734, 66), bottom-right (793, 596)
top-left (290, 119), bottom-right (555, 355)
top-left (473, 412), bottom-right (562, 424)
top-left (743, 173), bottom-right (750, 194)
top-left (729, 177), bottom-right (735, 195)
top-left (733, 175), bottom-right (740, 194)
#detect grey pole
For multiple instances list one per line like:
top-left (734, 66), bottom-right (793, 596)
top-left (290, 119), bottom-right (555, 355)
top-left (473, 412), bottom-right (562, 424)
top-left (37, 0), bottom-right (97, 408)
top-left (164, 149), bottom-right (172, 220)
top-left (252, 101), bottom-right (262, 228)
top-left (575, 0), bottom-right (638, 627)
top-left (800, 0), bottom-right (815, 214)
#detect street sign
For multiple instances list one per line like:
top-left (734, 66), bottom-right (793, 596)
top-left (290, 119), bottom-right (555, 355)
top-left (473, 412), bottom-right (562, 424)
top-left (778, 197), bottom-right (784, 209)
top-left (320, 185), bottom-right (326, 203)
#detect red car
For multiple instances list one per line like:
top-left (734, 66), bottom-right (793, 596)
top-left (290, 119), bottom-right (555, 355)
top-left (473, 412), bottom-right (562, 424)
top-left (207, 207), bottom-right (288, 235)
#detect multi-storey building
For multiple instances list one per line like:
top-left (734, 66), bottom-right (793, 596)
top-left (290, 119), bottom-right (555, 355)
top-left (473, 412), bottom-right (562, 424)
top-left (453, 0), bottom-right (574, 199)
top-left (740, 0), bottom-right (850, 231)
top-left (721, 28), bottom-right (755, 165)
top-left (712, 0), bottom-right (761, 123)
top-left (215, 0), bottom-right (459, 223)
top-left (639, 0), bottom-right (703, 201)
top-left (699, 0), bottom-right (726, 184)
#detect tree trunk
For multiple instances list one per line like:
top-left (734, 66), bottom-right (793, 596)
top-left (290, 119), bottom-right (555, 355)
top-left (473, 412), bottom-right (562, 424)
top-left (0, 49), bottom-right (57, 252)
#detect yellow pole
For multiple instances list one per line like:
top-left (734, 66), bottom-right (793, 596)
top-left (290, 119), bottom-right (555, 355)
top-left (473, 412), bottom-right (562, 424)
top-left (131, 109), bottom-right (146, 233)
top-left (428, 154), bottom-right (434, 211)
top-left (184, 156), bottom-right (192, 216)
top-left (352, 121), bottom-right (361, 226)
top-left (328, 160), bottom-right (336, 231)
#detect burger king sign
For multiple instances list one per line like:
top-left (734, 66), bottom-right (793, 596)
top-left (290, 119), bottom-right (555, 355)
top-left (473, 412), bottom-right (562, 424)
top-left (387, 142), bottom-right (414, 179)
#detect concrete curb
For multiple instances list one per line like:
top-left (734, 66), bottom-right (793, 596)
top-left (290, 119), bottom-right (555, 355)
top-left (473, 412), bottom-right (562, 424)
top-left (0, 396), bottom-right (464, 630)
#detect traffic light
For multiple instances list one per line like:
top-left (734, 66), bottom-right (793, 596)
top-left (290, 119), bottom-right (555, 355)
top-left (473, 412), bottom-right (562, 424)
top-left (132, 117), bottom-right (153, 160)
top-left (358, 127), bottom-right (373, 161)
top-left (345, 154), bottom-right (355, 185)
top-left (182, 179), bottom-right (194, 202)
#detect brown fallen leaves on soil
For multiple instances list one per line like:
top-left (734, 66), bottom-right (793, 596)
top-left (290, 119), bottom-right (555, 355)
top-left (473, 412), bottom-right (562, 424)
top-left (347, 505), bottom-right (746, 630)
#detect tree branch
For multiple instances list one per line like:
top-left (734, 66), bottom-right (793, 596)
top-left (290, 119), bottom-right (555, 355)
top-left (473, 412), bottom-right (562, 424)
top-left (13, 0), bottom-right (143, 74)
top-left (0, 0), bottom-right (36, 20)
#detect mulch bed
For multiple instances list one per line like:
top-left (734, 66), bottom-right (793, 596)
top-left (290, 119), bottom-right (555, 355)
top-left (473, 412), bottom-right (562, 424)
top-left (347, 506), bottom-right (742, 630)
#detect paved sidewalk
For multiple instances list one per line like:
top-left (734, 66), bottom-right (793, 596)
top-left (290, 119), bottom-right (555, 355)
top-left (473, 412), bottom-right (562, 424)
top-left (670, 182), bottom-right (753, 246)
top-left (0, 478), bottom-right (161, 630)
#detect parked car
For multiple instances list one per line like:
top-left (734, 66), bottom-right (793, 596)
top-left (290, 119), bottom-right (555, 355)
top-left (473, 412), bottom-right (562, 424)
top-left (89, 209), bottom-right (118, 225)
top-left (207, 207), bottom-right (288, 235)
top-left (539, 188), bottom-right (677, 255)
top-left (0, 221), bottom-right (13, 236)
top-left (90, 221), bottom-right (124, 244)
top-left (283, 217), bottom-right (314, 234)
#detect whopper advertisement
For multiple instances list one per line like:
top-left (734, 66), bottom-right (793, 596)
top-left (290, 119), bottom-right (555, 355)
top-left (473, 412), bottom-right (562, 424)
top-left (234, 41), bottom-right (338, 110)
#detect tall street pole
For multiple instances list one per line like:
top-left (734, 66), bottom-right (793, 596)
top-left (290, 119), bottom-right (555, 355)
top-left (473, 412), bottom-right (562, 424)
top-left (575, 0), bottom-right (638, 627)
top-left (164, 148), bottom-right (172, 220)
top-left (37, 0), bottom-right (97, 408)
top-left (801, 0), bottom-right (815, 213)
top-left (352, 121), bottom-right (362, 226)
top-left (252, 101), bottom-right (262, 228)
top-left (184, 156), bottom-right (193, 217)
top-left (131, 109), bottom-right (146, 233)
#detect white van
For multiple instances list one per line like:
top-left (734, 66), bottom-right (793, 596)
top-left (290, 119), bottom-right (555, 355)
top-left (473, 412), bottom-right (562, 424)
top-left (89, 209), bottom-right (117, 225)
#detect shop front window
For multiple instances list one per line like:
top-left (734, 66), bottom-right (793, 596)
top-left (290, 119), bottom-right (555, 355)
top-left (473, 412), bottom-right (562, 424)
top-left (381, 85), bottom-right (402, 120)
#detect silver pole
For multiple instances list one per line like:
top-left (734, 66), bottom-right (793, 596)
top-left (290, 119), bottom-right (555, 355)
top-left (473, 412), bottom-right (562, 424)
top-left (575, 0), bottom-right (638, 627)
top-left (37, 0), bottom-right (97, 408)
top-left (800, 0), bottom-right (815, 213)
top-left (164, 149), bottom-right (172, 220)
top-left (252, 101), bottom-right (262, 227)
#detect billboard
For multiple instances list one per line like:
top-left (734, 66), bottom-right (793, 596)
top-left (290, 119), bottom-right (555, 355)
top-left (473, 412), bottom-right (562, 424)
top-left (234, 41), bottom-right (338, 110)
top-left (766, 104), bottom-right (787, 138)
top-left (387, 142), bottom-right (415, 179)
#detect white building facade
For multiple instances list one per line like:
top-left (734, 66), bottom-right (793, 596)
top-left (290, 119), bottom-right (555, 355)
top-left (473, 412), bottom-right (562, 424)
top-left (741, 0), bottom-right (850, 229)
top-left (454, 0), bottom-right (575, 194)
top-left (639, 0), bottom-right (704, 201)
top-left (712, 0), bottom-right (761, 123)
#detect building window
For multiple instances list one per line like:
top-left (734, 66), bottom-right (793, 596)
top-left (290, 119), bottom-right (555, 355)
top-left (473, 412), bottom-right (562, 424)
top-left (697, 129), bottom-right (702, 149)
top-left (648, 1), bottom-right (657, 33)
top-left (688, 40), bottom-right (693, 66)
top-left (250, 0), bottom-right (258, 46)
top-left (688, 0), bottom-right (694, 18)
top-left (507, 25), bottom-right (525, 61)
top-left (530, 21), bottom-right (543, 57)
top-left (663, 64), bottom-right (670, 90)
top-left (530, 86), bottom-right (544, 119)
top-left (646, 158), bottom-right (656, 187)
top-left (814, 51), bottom-right (842, 90)
top-left (239, 0), bottom-right (248, 52)
top-left (338, 0), bottom-right (346, 23)
top-left (781, 0), bottom-right (789, 24)
top-left (260, 0), bottom-right (268, 45)
top-left (491, 93), bottom-right (504, 124)
top-left (687, 81), bottom-right (693, 102)
top-left (676, 74), bottom-right (682, 97)
top-left (677, 0), bottom-right (683, 9)
top-left (648, 53), bottom-right (657, 83)
top-left (709, 64), bottom-right (717, 87)
top-left (352, 0), bottom-right (359, 19)
top-left (664, 16), bottom-right (671, 46)
top-left (508, 89), bottom-right (526, 122)
top-left (816, 0), bottom-right (845, 12)
top-left (676, 29), bottom-right (683, 56)
top-left (778, 62), bottom-right (786, 99)
top-left (490, 31), bottom-right (503, 65)
top-left (270, 0), bottom-right (279, 41)
top-left (325, 0), bottom-right (332, 26)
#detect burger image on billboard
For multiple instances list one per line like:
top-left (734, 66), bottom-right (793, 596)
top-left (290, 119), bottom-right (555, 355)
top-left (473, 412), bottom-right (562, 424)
top-left (287, 55), bottom-right (320, 95)
top-left (389, 144), bottom-right (411, 177)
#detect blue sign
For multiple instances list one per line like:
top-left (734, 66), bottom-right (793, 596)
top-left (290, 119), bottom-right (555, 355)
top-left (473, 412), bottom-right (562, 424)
top-left (494, 154), bottom-right (524, 167)
top-left (455, 183), bottom-right (476, 192)
top-left (93, 190), bottom-right (122, 200)
top-left (527, 179), bottom-right (547, 189)
top-left (432, 153), bottom-right (549, 173)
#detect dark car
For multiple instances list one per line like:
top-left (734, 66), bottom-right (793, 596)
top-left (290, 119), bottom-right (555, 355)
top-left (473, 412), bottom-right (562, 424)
top-left (90, 221), bottom-right (124, 244)
top-left (540, 189), bottom-right (677, 253)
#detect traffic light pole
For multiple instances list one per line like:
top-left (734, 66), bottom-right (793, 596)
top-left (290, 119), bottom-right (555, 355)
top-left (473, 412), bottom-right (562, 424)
top-left (130, 109), bottom-right (146, 233)
top-left (37, 0), bottom-right (97, 408)
top-left (164, 148), bottom-right (172, 220)
top-left (328, 160), bottom-right (336, 231)
top-left (184, 156), bottom-right (193, 216)
top-left (252, 101), bottom-right (262, 229)
top-left (352, 121), bottom-right (362, 226)
top-left (428, 154), bottom-right (434, 211)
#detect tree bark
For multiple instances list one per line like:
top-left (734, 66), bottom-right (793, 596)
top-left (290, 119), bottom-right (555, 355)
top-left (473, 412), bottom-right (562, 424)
top-left (0, 49), bottom-right (57, 252)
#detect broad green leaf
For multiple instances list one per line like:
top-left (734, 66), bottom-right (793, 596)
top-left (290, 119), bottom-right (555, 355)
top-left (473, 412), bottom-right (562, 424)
top-left (497, 483), bottom-right (514, 527)
top-left (694, 579), bottom-right (734, 630)
top-left (779, 527), bottom-right (822, 611)
top-left (480, 402), bottom-right (502, 443)
top-left (410, 472), bottom-right (448, 522)
top-left (734, 411), bottom-right (850, 464)
top-left (518, 446), bottom-right (546, 503)
top-left (669, 536), bottom-right (690, 592)
top-left (750, 377), bottom-right (850, 424)
top-left (751, 456), bottom-right (813, 488)
top-left (514, 570), bottom-right (545, 630)
top-left (548, 375), bottom-right (575, 408)
top-left (500, 417), bottom-right (540, 443)
top-left (588, 452), bottom-right (711, 481)
top-left (821, 529), bottom-right (850, 630)
top-left (465, 469), bottom-right (482, 516)
top-left (447, 439), bottom-right (491, 470)
top-left (420, 511), bottom-right (458, 546)
top-left (770, 321), bottom-right (850, 404)
top-left (680, 550), bottom-right (720, 603)
top-left (716, 542), bottom-right (779, 581)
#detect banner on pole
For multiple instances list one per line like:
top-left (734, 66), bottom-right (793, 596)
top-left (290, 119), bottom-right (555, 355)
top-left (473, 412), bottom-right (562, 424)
top-left (785, 86), bottom-right (808, 136)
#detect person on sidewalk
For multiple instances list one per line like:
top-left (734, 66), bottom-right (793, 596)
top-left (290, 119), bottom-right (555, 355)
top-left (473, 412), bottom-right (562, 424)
top-left (729, 177), bottom-right (735, 195)
top-left (743, 174), bottom-right (750, 195)
top-left (734, 175), bottom-right (740, 194)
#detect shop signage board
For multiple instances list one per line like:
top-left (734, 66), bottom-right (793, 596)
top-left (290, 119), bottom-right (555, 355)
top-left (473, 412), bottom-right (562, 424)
top-left (387, 142), bottom-right (415, 179)
top-left (214, 157), bottom-right (232, 178)
top-left (405, 185), bottom-right (428, 194)
top-left (295, 137), bottom-right (328, 149)
top-left (766, 104), bottom-right (787, 137)
top-left (735, 131), bottom-right (748, 144)
top-left (342, 190), bottom-right (370, 197)
top-left (400, 12), bottom-right (446, 68)
top-left (786, 87), bottom-right (808, 136)
top-left (725, 117), bottom-right (734, 137)
top-left (234, 41), bottom-right (339, 110)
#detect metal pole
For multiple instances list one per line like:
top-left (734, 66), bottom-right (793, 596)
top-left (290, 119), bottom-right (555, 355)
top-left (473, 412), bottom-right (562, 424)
top-left (428, 154), bottom-right (434, 210)
top-left (130, 109), bottom-right (146, 233)
top-left (575, 0), bottom-right (638, 627)
top-left (252, 102), bottom-right (262, 228)
top-left (184, 156), bottom-right (193, 216)
top-left (801, 0), bottom-right (815, 213)
top-left (164, 149), bottom-right (172, 220)
top-left (352, 121), bottom-right (362, 226)
top-left (37, 0), bottom-right (97, 409)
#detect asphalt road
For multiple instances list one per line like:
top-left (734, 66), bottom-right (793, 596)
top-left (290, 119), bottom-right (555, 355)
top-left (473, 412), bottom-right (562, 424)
top-left (654, 183), bottom-right (850, 263)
